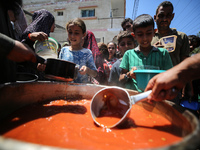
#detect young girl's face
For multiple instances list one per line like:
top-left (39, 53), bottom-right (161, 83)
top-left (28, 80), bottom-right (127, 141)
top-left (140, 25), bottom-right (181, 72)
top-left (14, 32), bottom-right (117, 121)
top-left (134, 25), bottom-right (154, 49)
top-left (67, 24), bottom-right (85, 46)
top-left (107, 42), bottom-right (116, 58)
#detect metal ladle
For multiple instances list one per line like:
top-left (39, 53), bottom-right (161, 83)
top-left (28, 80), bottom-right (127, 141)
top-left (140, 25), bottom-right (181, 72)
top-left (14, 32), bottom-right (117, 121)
top-left (90, 86), bottom-right (152, 128)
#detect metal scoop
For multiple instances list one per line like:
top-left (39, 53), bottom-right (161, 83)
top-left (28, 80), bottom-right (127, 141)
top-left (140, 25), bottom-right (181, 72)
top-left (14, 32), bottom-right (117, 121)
top-left (90, 86), bottom-right (152, 128)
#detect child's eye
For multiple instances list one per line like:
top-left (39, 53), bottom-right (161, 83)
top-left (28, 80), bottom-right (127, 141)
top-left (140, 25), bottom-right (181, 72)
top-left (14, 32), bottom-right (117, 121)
top-left (75, 32), bottom-right (80, 35)
top-left (68, 31), bottom-right (72, 35)
top-left (127, 42), bottom-right (133, 46)
top-left (120, 43), bottom-right (125, 46)
top-left (137, 34), bottom-right (143, 37)
top-left (147, 32), bottom-right (152, 35)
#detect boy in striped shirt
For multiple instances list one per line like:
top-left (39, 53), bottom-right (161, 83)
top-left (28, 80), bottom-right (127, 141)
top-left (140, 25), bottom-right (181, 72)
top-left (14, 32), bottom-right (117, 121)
top-left (119, 14), bottom-right (173, 92)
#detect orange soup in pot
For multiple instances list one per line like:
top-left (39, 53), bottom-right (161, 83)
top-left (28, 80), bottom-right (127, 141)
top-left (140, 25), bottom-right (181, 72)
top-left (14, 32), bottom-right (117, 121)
top-left (0, 99), bottom-right (183, 150)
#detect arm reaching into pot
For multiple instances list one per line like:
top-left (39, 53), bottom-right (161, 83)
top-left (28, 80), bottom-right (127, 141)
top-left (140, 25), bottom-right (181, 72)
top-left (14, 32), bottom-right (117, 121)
top-left (79, 65), bottom-right (97, 78)
top-left (145, 53), bottom-right (200, 102)
top-left (0, 33), bottom-right (36, 63)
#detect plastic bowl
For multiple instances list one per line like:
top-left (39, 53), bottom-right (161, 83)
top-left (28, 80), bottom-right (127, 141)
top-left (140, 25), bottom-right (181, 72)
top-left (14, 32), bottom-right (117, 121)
top-left (134, 69), bottom-right (165, 91)
top-left (34, 37), bottom-right (58, 59)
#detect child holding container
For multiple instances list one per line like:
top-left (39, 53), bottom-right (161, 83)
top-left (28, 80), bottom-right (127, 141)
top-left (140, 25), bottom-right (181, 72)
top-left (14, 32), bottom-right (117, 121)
top-left (59, 18), bottom-right (97, 83)
top-left (108, 31), bottom-right (135, 87)
top-left (119, 14), bottom-right (173, 92)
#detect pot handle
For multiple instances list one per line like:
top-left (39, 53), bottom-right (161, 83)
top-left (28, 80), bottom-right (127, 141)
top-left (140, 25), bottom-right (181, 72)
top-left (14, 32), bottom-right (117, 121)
top-left (36, 55), bottom-right (46, 64)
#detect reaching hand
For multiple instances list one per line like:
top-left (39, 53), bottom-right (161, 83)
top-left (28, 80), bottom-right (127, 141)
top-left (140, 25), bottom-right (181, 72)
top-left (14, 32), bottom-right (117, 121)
top-left (79, 66), bottom-right (87, 75)
top-left (129, 66), bottom-right (137, 79)
top-left (29, 32), bottom-right (48, 41)
top-left (145, 69), bottom-right (185, 102)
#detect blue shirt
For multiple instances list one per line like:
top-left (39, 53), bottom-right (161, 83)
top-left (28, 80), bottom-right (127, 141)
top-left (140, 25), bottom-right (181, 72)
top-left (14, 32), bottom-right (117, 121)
top-left (59, 46), bottom-right (97, 83)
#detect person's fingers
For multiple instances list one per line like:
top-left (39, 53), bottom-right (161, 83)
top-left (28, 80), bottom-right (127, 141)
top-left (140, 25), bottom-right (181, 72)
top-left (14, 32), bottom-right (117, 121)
top-left (145, 78), bottom-right (156, 100)
top-left (43, 33), bottom-right (48, 39)
top-left (146, 75), bottom-right (167, 101)
top-left (34, 32), bottom-right (48, 41)
top-left (37, 34), bottom-right (46, 41)
top-left (145, 78), bottom-right (155, 91)
top-left (151, 88), bottom-right (180, 101)
top-left (164, 88), bottom-right (179, 100)
top-left (151, 90), bottom-right (166, 101)
top-left (133, 73), bottom-right (136, 79)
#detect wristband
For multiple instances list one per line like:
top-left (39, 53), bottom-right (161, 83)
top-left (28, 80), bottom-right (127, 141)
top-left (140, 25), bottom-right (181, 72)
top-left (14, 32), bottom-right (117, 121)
top-left (28, 33), bottom-right (34, 41)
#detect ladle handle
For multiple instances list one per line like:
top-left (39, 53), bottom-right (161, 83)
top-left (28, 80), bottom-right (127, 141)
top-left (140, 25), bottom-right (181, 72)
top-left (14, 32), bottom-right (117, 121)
top-left (131, 90), bottom-right (152, 104)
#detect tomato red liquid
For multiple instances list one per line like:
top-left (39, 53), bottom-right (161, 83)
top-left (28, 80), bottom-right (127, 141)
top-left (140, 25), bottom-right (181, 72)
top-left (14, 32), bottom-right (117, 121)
top-left (0, 99), bottom-right (183, 150)
top-left (95, 92), bottom-right (129, 127)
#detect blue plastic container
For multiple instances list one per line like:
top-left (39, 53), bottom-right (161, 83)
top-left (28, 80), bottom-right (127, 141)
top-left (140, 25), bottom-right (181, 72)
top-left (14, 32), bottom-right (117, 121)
top-left (134, 69), bottom-right (165, 91)
top-left (180, 100), bottom-right (200, 111)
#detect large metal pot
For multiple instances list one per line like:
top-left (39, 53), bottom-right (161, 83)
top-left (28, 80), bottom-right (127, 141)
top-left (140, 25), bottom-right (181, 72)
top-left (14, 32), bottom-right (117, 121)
top-left (0, 82), bottom-right (199, 150)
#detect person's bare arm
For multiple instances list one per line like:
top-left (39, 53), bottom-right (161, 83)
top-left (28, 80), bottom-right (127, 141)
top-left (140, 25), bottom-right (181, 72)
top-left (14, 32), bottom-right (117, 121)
top-left (145, 53), bottom-right (200, 101)
top-left (119, 67), bottom-right (137, 82)
top-left (119, 68), bottom-right (129, 82)
top-left (79, 66), bottom-right (97, 78)
top-left (7, 40), bottom-right (36, 63)
top-left (28, 32), bottom-right (48, 41)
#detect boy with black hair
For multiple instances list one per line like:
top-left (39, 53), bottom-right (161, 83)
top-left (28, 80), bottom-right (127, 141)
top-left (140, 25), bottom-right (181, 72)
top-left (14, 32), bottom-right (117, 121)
top-left (188, 35), bottom-right (200, 56)
top-left (121, 18), bottom-right (134, 32)
top-left (119, 14), bottom-right (173, 92)
top-left (108, 31), bottom-right (135, 87)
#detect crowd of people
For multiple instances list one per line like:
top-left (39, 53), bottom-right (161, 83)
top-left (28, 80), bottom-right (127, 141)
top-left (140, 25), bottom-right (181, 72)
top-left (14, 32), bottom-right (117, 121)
top-left (1, 0), bottom-right (200, 117)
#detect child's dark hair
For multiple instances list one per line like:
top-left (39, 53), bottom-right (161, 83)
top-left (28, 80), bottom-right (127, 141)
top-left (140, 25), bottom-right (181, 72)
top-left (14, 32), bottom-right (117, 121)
top-left (107, 41), bottom-right (117, 49)
top-left (132, 14), bottom-right (154, 32)
top-left (66, 18), bottom-right (86, 34)
top-left (188, 35), bottom-right (200, 47)
top-left (98, 42), bottom-right (109, 60)
top-left (156, 1), bottom-right (174, 15)
top-left (117, 31), bottom-right (134, 45)
top-left (121, 18), bottom-right (133, 29)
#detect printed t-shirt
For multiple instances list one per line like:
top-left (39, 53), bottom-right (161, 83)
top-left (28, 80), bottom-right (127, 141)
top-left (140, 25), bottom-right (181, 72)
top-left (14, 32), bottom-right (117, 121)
top-left (151, 28), bottom-right (189, 66)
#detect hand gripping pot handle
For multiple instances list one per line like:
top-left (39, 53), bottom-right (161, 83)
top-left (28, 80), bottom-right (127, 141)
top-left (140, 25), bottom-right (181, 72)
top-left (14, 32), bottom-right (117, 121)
top-left (74, 64), bottom-right (81, 79)
top-left (36, 55), bottom-right (46, 64)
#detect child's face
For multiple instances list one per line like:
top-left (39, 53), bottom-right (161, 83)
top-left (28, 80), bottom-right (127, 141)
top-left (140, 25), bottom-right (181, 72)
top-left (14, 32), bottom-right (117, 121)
top-left (122, 22), bottom-right (133, 32)
top-left (107, 43), bottom-right (116, 58)
top-left (118, 37), bottom-right (135, 56)
top-left (134, 25), bottom-right (154, 49)
top-left (67, 24), bottom-right (85, 46)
